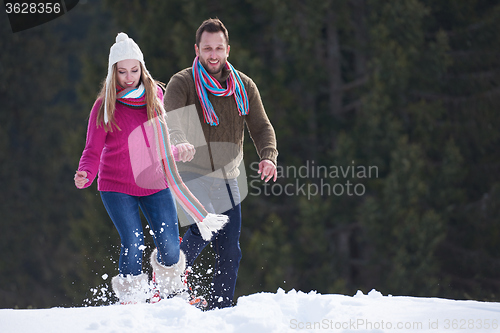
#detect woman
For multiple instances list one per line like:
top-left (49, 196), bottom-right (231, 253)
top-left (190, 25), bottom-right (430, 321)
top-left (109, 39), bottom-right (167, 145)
top-left (74, 33), bottom-right (226, 305)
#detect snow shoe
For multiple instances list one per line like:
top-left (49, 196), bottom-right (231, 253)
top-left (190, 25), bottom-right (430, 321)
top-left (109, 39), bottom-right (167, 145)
top-left (111, 273), bottom-right (151, 304)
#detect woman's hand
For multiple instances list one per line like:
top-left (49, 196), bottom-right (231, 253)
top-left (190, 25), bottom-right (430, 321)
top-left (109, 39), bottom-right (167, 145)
top-left (74, 170), bottom-right (89, 189)
top-left (176, 143), bottom-right (196, 162)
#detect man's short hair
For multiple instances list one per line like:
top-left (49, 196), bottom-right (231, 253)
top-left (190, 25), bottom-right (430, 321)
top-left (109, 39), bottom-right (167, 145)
top-left (196, 18), bottom-right (229, 46)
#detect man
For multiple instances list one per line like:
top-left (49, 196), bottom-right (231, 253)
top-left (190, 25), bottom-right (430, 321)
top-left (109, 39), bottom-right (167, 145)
top-left (163, 18), bottom-right (278, 309)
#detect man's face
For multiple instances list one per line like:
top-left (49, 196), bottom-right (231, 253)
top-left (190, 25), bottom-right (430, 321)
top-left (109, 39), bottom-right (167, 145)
top-left (195, 31), bottom-right (230, 80)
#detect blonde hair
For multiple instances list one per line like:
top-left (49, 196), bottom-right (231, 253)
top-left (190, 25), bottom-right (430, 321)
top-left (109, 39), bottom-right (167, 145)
top-left (95, 62), bottom-right (165, 132)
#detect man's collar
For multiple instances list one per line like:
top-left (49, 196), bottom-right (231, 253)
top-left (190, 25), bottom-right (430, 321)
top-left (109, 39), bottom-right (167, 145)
top-left (218, 65), bottom-right (232, 83)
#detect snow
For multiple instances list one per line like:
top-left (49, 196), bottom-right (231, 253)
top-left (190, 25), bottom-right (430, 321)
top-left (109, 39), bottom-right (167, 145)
top-left (2, 288), bottom-right (500, 333)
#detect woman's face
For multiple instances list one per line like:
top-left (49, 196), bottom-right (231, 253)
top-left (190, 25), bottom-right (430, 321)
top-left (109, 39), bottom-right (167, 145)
top-left (116, 59), bottom-right (141, 88)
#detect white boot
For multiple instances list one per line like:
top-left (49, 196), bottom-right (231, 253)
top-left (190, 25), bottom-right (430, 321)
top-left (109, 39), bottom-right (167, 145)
top-left (111, 273), bottom-right (151, 304)
top-left (150, 248), bottom-right (187, 298)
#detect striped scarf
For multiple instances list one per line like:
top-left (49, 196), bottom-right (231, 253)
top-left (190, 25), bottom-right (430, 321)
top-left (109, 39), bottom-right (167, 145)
top-left (192, 56), bottom-right (249, 126)
top-left (116, 82), bottom-right (146, 108)
top-left (150, 114), bottom-right (229, 240)
top-left (104, 83), bottom-right (147, 124)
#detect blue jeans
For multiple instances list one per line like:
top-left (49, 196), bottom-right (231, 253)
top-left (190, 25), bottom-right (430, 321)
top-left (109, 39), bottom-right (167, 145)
top-left (100, 189), bottom-right (179, 276)
top-left (179, 173), bottom-right (242, 309)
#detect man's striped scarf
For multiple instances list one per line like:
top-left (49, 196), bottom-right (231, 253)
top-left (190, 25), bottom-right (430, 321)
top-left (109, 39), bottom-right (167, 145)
top-left (192, 56), bottom-right (249, 126)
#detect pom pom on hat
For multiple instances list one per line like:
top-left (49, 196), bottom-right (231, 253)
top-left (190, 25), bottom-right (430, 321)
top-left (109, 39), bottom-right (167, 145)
top-left (115, 32), bottom-right (128, 43)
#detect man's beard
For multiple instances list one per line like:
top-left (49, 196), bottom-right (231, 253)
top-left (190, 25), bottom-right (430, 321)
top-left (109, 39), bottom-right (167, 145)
top-left (201, 58), bottom-right (226, 77)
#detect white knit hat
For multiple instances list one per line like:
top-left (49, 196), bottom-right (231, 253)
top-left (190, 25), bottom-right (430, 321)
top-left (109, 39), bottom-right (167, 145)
top-left (104, 32), bottom-right (148, 124)
top-left (108, 32), bottom-right (144, 68)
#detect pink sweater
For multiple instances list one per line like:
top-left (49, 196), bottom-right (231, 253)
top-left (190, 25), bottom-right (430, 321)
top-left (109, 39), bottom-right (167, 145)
top-left (78, 88), bottom-right (178, 196)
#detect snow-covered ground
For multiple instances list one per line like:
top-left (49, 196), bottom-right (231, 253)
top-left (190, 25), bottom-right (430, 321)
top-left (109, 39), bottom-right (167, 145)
top-left (2, 288), bottom-right (500, 333)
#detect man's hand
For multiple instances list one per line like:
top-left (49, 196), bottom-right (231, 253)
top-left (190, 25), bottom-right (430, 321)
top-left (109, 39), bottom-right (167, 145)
top-left (176, 143), bottom-right (196, 162)
top-left (258, 159), bottom-right (277, 182)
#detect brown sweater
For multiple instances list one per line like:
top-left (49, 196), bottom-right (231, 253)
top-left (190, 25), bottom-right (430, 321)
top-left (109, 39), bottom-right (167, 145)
top-left (164, 66), bottom-right (278, 179)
